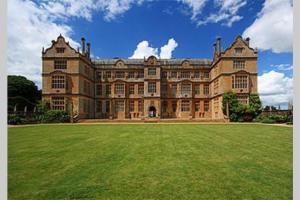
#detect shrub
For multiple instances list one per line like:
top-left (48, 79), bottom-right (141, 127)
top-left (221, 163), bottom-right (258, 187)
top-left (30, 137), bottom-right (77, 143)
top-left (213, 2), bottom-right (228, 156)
top-left (222, 92), bottom-right (262, 122)
top-left (8, 114), bottom-right (24, 125)
top-left (42, 110), bottom-right (70, 123)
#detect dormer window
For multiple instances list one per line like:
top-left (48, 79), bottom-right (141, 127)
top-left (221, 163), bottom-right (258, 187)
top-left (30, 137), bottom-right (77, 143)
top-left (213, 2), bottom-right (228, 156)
top-left (56, 48), bottom-right (65, 53)
top-left (235, 48), bottom-right (243, 55)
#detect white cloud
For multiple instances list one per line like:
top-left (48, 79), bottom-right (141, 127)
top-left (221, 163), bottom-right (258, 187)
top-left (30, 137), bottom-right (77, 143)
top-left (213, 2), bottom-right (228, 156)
top-left (129, 41), bottom-right (159, 59)
top-left (258, 70), bottom-right (293, 107)
top-left (129, 38), bottom-right (178, 59)
top-left (242, 0), bottom-right (293, 53)
top-left (178, 0), bottom-right (246, 27)
top-left (177, 0), bottom-right (207, 20)
top-left (160, 38), bottom-right (178, 59)
top-left (8, 0), bottom-right (149, 88)
top-left (7, 0), bottom-right (79, 88)
top-left (271, 64), bottom-right (293, 71)
top-left (41, 0), bottom-right (149, 22)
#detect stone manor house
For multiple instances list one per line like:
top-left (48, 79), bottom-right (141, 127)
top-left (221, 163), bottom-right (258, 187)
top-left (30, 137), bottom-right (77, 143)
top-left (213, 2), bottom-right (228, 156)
top-left (42, 35), bottom-right (258, 121)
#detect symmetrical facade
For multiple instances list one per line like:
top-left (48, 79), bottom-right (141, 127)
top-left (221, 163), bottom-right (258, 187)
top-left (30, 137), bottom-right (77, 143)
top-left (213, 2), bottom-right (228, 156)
top-left (42, 35), bottom-right (258, 121)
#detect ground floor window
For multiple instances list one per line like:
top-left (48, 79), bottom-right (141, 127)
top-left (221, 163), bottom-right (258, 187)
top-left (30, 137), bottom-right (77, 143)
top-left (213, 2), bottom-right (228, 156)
top-left (138, 100), bottom-right (143, 112)
top-left (172, 101), bottom-right (177, 112)
top-left (195, 101), bottom-right (200, 112)
top-left (162, 101), bottom-right (168, 112)
top-left (105, 101), bottom-right (110, 113)
top-left (51, 96), bottom-right (65, 110)
top-left (129, 100), bottom-right (134, 112)
top-left (237, 95), bottom-right (249, 104)
top-left (96, 100), bottom-right (102, 112)
top-left (181, 100), bottom-right (190, 112)
top-left (204, 100), bottom-right (209, 112)
top-left (115, 100), bottom-right (124, 112)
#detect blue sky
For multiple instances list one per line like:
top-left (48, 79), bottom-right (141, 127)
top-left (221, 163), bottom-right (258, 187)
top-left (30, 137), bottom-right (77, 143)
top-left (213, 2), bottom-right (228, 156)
top-left (7, 0), bottom-right (293, 107)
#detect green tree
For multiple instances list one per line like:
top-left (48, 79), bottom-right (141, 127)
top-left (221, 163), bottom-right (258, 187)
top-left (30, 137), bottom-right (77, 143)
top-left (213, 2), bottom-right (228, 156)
top-left (222, 91), bottom-right (239, 116)
top-left (222, 92), bottom-right (262, 122)
top-left (8, 75), bottom-right (41, 112)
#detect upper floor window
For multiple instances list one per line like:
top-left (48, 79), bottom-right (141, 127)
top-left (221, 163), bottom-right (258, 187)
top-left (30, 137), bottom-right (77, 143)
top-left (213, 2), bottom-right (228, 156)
top-left (51, 75), bottom-right (65, 89)
top-left (181, 83), bottom-right (191, 95)
top-left (203, 72), bottom-right (209, 79)
top-left (56, 48), bottom-right (65, 53)
top-left (115, 83), bottom-right (125, 94)
top-left (233, 60), bottom-right (245, 69)
top-left (180, 71), bottom-right (190, 79)
top-left (96, 71), bottom-right (102, 80)
top-left (232, 75), bottom-right (248, 89)
top-left (128, 71), bottom-right (135, 79)
top-left (96, 84), bottom-right (102, 96)
top-left (235, 48), bottom-right (244, 55)
top-left (194, 71), bottom-right (200, 79)
top-left (51, 96), bottom-right (65, 110)
top-left (84, 66), bottom-right (90, 77)
top-left (148, 82), bottom-right (156, 93)
top-left (83, 80), bottom-right (90, 94)
top-left (115, 71), bottom-right (125, 78)
top-left (214, 79), bottom-right (219, 94)
top-left (138, 84), bottom-right (144, 94)
top-left (105, 84), bottom-right (111, 96)
top-left (194, 84), bottom-right (200, 95)
top-left (171, 71), bottom-right (177, 78)
top-left (138, 71), bottom-right (144, 78)
top-left (54, 59), bottom-right (67, 70)
top-left (148, 68), bottom-right (156, 76)
top-left (171, 84), bottom-right (177, 97)
top-left (129, 84), bottom-right (135, 95)
top-left (204, 84), bottom-right (209, 95)
top-left (162, 71), bottom-right (168, 78)
top-left (161, 84), bottom-right (167, 96)
top-left (104, 71), bottom-right (111, 79)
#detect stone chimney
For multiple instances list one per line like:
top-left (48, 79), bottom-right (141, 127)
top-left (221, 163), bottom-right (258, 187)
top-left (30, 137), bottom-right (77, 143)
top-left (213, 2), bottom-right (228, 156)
top-left (81, 37), bottom-right (86, 54)
top-left (87, 43), bottom-right (91, 58)
top-left (216, 37), bottom-right (221, 54)
top-left (213, 42), bottom-right (217, 55)
top-left (245, 37), bottom-right (250, 46)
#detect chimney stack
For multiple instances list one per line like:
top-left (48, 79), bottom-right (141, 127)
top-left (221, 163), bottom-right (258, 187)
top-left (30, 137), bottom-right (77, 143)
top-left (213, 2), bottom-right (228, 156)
top-left (216, 37), bottom-right (221, 54)
top-left (213, 43), bottom-right (217, 55)
top-left (87, 43), bottom-right (91, 58)
top-left (245, 37), bottom-right (250, 46)
top-left (81, 37), bottom-right (86, 54)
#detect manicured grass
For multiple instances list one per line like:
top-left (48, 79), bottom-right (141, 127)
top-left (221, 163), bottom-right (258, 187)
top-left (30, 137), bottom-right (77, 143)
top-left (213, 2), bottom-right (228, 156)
top-left (8, 124), bottom-right (292, 199)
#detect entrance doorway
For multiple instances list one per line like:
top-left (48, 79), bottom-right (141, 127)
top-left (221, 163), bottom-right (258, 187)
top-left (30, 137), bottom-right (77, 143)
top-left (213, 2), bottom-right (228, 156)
top-left (148, 106), bottom-right (156, 118)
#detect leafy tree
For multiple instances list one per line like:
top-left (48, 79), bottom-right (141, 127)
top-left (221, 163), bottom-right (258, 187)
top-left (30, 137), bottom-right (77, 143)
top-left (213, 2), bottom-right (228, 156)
top-left (222, 92), bottom-right (262, 122)
top-left (222, 92), bottom-right (239, 116)
top-left (8, 75), bottom-right (41, 112)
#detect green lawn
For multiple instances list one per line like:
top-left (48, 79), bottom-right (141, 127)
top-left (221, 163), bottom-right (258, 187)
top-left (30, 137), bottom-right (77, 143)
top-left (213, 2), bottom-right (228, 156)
top-left (8, 124), bottom-right (292, 200)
